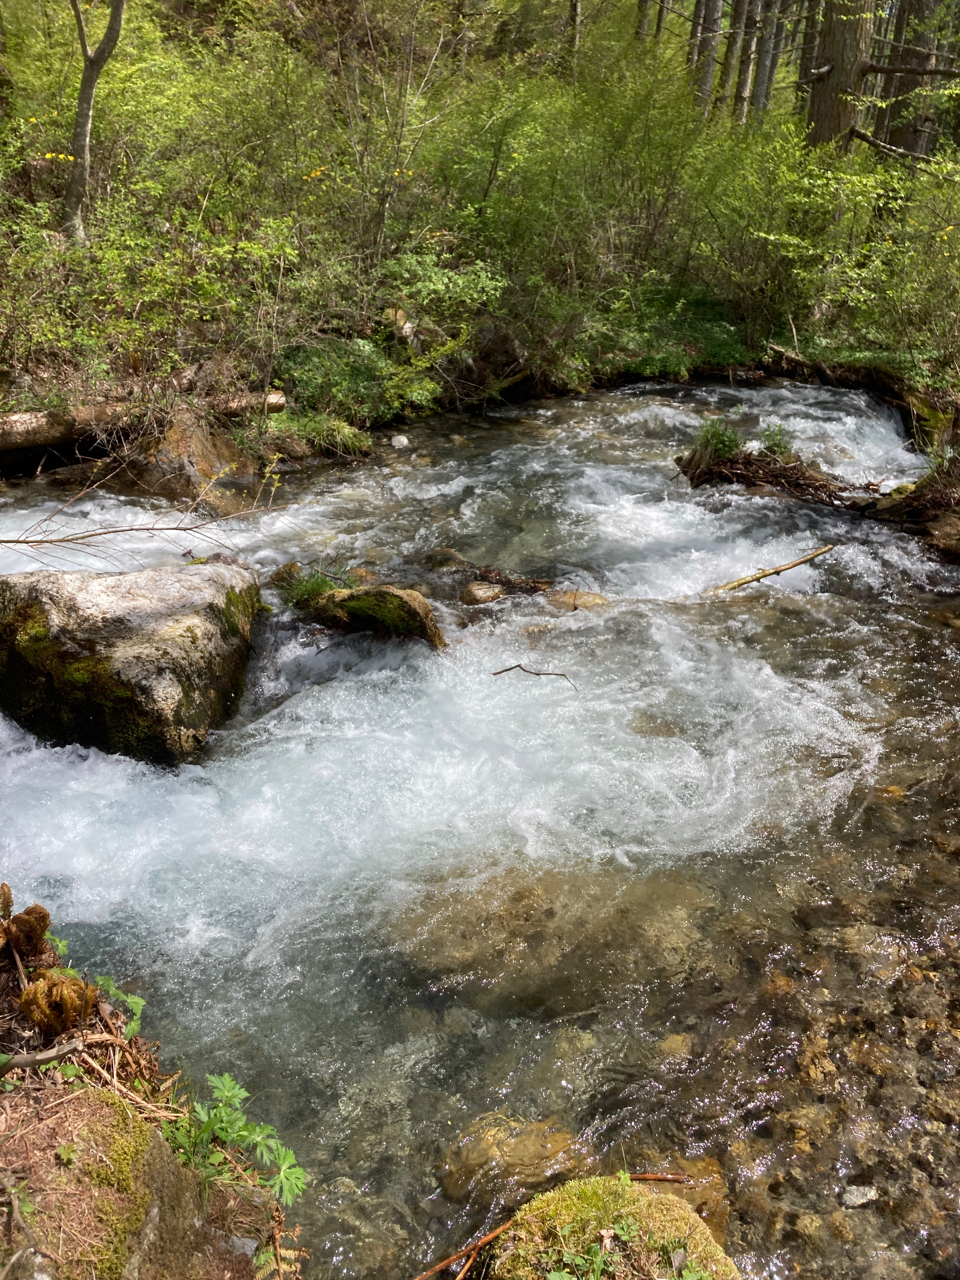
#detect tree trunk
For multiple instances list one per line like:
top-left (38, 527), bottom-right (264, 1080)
top-left (566, 0), bottom-right (581, 80)
top-left (734, 0), bottom-right (763, 120)
top-left (655, 0), bottom-right (668, 43)
top-left (749, 0), bottom-right (779, 113)
top-left (697, 0), bottom-right (726, 99)
top-left (63, 0), bottom-right (126, 243)
top-left (717, 0), bottom-right (751, 109)
top-left (805, 0), bottom-right (873, 145)
top-left (762, 0), bottom-right (789, 110)
top-left (637, 0), bottom-right (653, 37)
top-left (689, 0), bottom-right (707, 65)
top-left (886, 0), bottom-right (940, 154)
top-left (797, 0), bottom-right (822, 105)
top-left (875, 0), bottom-right (909, 140)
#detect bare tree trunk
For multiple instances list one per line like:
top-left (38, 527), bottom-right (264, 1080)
top-left (655, 0), bottom-right (668, 43)
top-left (886, 0), bottom-right (939, 153)
top-left (797, 0), bottom-right (822, 106)
top-left (749, 0), bottom-right (779, 112)
top-left (637, 0), bottom-right (653, 37)
top-left (63, 0), bottom-right (125, 243)
top-left (716, 0), bottom-right (750, 109)
top-left (697, 0), bottom-right (726, 98)
top-left (735, 0), bottom-right (763, 120)
top-left (806, 0), bottom-right (873, 145)
top-left (875, 0), bottom-right (908, 139)
top-left (566, 0), bottom-right (581, 80)
top-left (762, 0), bottom-right (790, 109)
top-left (689, 0), bottom-right (707, 65)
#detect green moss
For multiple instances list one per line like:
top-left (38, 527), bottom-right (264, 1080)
top-left (76, 1092), bottom-right (154, 1280)
top-left (310, 584), bottom-right (447, 649)
top-left (492, 1177), bottom-right (740, 1280)
top-left (215, 583), bottom-right (263, 639)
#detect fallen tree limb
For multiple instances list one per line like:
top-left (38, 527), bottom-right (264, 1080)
top-left (709, 544), bottom-right (834, 593)
top-left (0, 1038), bottom-right (84, 1078)
top-left (411, 1222), bottom-right (513, 1280)
top-left (492, 663), bottom-right (579, 691)
top-left (629, 1172), bottom-right (692, 1182)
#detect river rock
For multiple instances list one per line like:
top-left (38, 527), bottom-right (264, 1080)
top-left (460, 581), bottom-right (505, 606)
top-left (308, 584), bottom-right (446, 649)
top-left (119, 410), bottom-right (258, 515)
top-left (442, 1112), bottom-right (587, 1205)
top-left (0, 562), bottom-right (261, 764)
top-left (546, 589), bottom-right (609, 611)
top-left (383, 864), bottom-right (719, 1015)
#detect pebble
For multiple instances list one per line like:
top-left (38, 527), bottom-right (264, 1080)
top-left (390, 435), bottom-right (409, 448)
top-left (842, 1185), bottom-right (879, 1208)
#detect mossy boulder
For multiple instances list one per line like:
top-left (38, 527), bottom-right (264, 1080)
top-left (0, 561), bottom-right (262, 764)
top-left (492, 1176), bottom-right (740, 1280)
top-left (307, 584), bottom-right (446, 649)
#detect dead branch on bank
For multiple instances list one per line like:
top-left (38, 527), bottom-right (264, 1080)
top-left (709, 544), bottom-right (835, 593)
top-left (492, 663), bottom-right (579, 691)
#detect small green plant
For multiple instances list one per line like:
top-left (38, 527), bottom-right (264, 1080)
top-left (45, 932), bottom-right (70, 959)
top-left (162, 1072), bottom-right (307, 1207)
top-left (94, 975), bottom-right (146, 1040)
top-left (759, 421), bottom-right (791, 456)
top-left (695, 418), bottom-right (740, 459)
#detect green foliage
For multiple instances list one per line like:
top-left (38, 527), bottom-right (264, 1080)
top-left (696, 419), bottom-right (741, 459)
top-left (280, 566), bottom-right (360, 609)
top-left (94, 975), bottom-right (146, 1040)
top-left (162, 1072), bottom-right (307, 1207)
top-left (760, 422), bottom-right (791, 456)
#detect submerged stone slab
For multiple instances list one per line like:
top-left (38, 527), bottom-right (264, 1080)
top-left (0, 562), bottom-right (261, 764)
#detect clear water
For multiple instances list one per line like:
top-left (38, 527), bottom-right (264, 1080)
top-left (3, 380), bottom-right (960, 1279)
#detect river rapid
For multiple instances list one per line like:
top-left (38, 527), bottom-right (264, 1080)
top-left (4, 379), bottom-right (960, 1280)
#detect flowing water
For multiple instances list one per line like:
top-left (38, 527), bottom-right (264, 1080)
top-left (4, 380), bottom-right (960, 1280)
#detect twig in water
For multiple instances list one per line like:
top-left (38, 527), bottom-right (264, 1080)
top-left (411, 1221), bottom-right (513, 1280)
top-left (492, 664), bottom-right (579, 692)
top-left (629, 1172), bottom-right (691, 1183)
top-left (708, 544), bottom-right (834, 594)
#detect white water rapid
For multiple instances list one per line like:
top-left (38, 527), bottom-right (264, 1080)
top-left (2, 380), bottom-right (957, 1279)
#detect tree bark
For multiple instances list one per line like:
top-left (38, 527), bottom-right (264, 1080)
top-left (63, 0), bottom-right (126, 243)
top-left (717, 0), bottom-right (751, 109)
top-left (637, 0), bottom-right (653, 37)
top-left (734, 0), bottom-right (763, 120)
top-left (797, 0), bottom-right (823, 105)
top-left (749, 0), bottom-right (780, 112)
top-left (566, 0), bottom-right (581, 79)
top-left (689, 0), bottom-right (708, 65)
top-left (806, 0), bottom-right (873, 145)
top-left (885, 0), bottom-right (940, 154)
top-left (697, 0), bottom-right (726, 99)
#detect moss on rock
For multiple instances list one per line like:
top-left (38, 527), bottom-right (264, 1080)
top-left (492, 1176), bottom-right (740, 1280)
top-left (0, 563), bottom-right (263, 764)
top-left (308, 584), bottom-right (446, 649)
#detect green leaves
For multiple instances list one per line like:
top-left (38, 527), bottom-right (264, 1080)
top-left (163, 1072), bottom-right (307, 1208)
top-left (94, 975), bottom-right (146, 1039)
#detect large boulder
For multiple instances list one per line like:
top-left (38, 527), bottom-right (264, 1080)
top-left (0, 562), bottom-right (261, 764)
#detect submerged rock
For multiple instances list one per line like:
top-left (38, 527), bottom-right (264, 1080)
top-left (0, 562), bottom-right (261, 764)
top-left (308, 584), bottom-right (446, 649)
top-left (460, 581), bottom-right (506, 606)
top-left (546, 589), bottom-right (609, 611)
top-left (383, 865), bottom-right (719, 1015)
top-left (442, 1112), bottom-right (587, 1205)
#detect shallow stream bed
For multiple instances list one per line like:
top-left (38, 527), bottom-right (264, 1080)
top-left (4, 381), bottom-right (960, 1279)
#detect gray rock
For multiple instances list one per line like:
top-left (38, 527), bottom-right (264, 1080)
top-left (0, 563), bottom-right (262, 764)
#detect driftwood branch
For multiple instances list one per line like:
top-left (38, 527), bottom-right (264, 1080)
top-left (0, 1038), bottom-right (84, 1078)
top-left (709, 544), bottom-right (834, 593)
top-left (411, 1222), bottom-right (513, 1280)
top-left (492, 663), bottom-right (579, 691)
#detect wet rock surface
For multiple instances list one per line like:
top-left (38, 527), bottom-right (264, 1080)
top-left (307, 584), bottom-right (447, 649)
top-left (0, 562), bottom-right (261, 763)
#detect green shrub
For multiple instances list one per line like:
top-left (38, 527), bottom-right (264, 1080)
top-left (759, 421), bottom-right (791, 456)
top-left (695, 418), bottom-right (741, 459)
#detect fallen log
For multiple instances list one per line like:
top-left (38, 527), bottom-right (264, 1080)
top-left (0, 392), bottom-right (285, 454)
